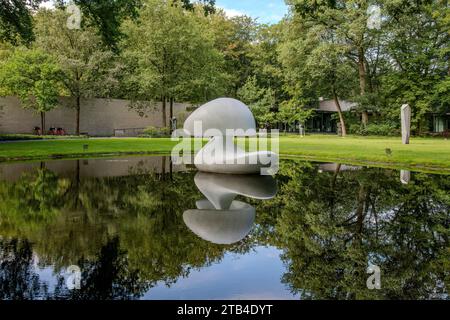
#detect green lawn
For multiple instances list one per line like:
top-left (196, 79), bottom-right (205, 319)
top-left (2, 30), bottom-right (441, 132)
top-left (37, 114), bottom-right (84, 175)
top-left (0, 135), bottom-right (449, 172)
top-left (277, 135), bottom-right (450, 172)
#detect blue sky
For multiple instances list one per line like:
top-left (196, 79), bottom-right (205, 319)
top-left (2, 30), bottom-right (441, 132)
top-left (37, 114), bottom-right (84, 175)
top-left (215, 0), bottom-right (288, 24)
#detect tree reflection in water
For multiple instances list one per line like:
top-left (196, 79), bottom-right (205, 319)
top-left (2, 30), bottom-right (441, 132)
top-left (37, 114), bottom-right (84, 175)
top-left (0, 239), bottom-right (48, 300)
top-left (0, 157), bottom-right (448, 299)
top-left (263, 161), bottom-right (449, 299)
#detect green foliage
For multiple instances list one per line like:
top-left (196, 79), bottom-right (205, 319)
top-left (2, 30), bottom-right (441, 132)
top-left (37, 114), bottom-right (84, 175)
top-left (55, 0), bottom-right (142, 51)
top-left (208, 13), bottom-right (258, 96)
top-left (34, 9), bottom-right (120, 99)
top-left (0, 158), bottom-right (448, 299)
top-left (142, 126), bottom-right (171, 138)
top-left (34, 9), bottom-right (121, 133)
top-left (271, 160), bottom-right (450, 299)
top-left (175, 0), bottom-right (216, 16)
top-left (121, 0), bottom-right (228, 105)
top-left (0, 0), bottom-right (43, 45)
top-left (0, 48), bottom-right (62, 115)
top-left (282, 0), bottom-right (449, 133)
top-left (0, 161), bottom-right (247, 298)
top-left (0, 0), bottom-right (448, 137)
top-left (379, 1), bottom-right (449, 133)
top-left (350, 122), bottom-right (400, 136)
top-left (237, 76), bottom-right (277, 127)
top-left (277, 98), bottom-right (313, 127)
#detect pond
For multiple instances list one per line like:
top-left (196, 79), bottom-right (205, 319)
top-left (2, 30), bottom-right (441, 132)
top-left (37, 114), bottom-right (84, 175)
top-left (0, 156), bottom-right (448, 300)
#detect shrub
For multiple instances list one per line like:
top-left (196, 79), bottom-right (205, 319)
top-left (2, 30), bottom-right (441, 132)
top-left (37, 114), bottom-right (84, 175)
top-left (351, 122), bottom-right (400, 136)
top-left (141, 126), bottom-right (170, 138)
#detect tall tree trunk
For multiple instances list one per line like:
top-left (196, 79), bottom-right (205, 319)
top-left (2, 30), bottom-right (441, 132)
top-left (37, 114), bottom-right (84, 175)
top-left (169, 156), bottom-right (173, 181)
top-left (329, 163), bottom-right (341, 220)
top-left (161, 155), bottom-right (166, 181)
top-left (332, 86), bottom-right (347, 137)
top-left (76, 96), bottom-right (81, 135)
top-left (169, 97), bottom-right (174, 133)
top-left (162, 96), bottom-right (167, 127)
top-left (169, 97), bottom-right (174, 120)
top-left (331, 163), bottom-right (341, 190)
top-left (40, 112), bottom-right (45, 135)
top-left (358, 46), bottom-right (369, 126)
top-left (355, 184), bottom-right (367, 238)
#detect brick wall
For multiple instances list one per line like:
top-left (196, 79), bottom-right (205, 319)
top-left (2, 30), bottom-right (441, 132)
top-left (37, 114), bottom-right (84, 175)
top-left (0, 96), bottom-right (192, 136)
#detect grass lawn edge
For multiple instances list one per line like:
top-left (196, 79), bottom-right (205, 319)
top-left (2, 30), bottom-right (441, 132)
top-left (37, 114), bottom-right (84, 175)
top-left (0, 151), bottom-right (448, 175)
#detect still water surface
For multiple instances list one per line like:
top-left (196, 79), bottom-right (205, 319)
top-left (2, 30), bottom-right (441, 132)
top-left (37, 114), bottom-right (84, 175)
top-left (0, 156), bottom-right (448, 300)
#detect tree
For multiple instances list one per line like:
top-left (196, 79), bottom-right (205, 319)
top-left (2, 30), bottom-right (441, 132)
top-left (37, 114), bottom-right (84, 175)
top-left (0, 160), bottom-right (248, 297)
top-left (249, 23), bottom-right (286, 106)
top-left (34, 9), bottom-right (120, 135)
top-left (0, 0), bottom-right (44, 45)
top-left (121, 0), bottom-right (227, 128)
top-left (288, 0), bottom-right (382, 126)
top-left (237, 76), bottom-right (277, 128)
top-left (279, 16), bottom-right (358, 136)
top-left (54, 0), bottom-right (141, 52)
top-left (175, 0), bottom-right (216, 16)
top-left (53, 1), bottom-right (217, 51)
top-left (277, 98), bottom-right (313, 133)
top-left (208, 12), bottom-right (258, 97)
top-left (379, 0), bottom-right (449, 133)
top-left (270, 160), bottom-right (449, 299)
top-left (0, 238), bottom-right (48, 299)
top-left (0, 48), bottom-right (62, 133)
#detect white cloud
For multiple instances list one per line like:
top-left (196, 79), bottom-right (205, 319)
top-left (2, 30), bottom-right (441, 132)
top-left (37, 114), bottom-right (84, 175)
top-left (218, 6), bottom-right (246, 18)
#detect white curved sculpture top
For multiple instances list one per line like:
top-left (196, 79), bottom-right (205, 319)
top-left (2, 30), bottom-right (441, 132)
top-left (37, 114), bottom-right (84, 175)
top-left (184, 98), bottom-right (256, 137)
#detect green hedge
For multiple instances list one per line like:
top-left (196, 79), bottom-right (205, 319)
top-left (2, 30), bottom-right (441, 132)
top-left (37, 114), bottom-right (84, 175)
top-left (349, 123), bottom-right (400, 136)
top-left (140, 126), bottom-right (171, 138)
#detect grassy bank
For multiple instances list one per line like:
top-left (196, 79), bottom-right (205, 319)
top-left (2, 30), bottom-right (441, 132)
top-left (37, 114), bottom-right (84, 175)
top-left (0, 136), bottom-right (449, 172)
top-left (277, 136), bottom-right (450, 170)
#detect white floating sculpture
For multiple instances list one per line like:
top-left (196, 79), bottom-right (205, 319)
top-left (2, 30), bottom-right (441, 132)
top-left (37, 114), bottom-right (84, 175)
top-left (401, 104), bottom-right (411, 145)
top-left (183, 98), bottom-right (278, 175)
top-left (183, 172), bottom-right (277, 245)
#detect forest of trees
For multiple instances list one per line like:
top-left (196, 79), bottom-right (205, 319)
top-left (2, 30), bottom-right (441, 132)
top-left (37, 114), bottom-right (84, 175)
top-left (0, 0), bottom-right (448, 135)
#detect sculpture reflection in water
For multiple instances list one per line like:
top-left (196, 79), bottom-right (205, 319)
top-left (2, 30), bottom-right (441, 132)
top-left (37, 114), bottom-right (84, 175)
top-left (179, 97), bottom-right (279, 244)
top-left (183, 172), bottom-right (277, 245)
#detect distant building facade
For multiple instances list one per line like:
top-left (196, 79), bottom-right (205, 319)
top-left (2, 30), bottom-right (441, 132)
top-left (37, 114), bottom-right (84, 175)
top-left (306, 100), bottom-right (357, 134)
top-left (427, 110), bottom-right (450, 134)
top-left (304, 99), bottom-right (449, 134)
top-left (0, 96), bottom-right (192, 136)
